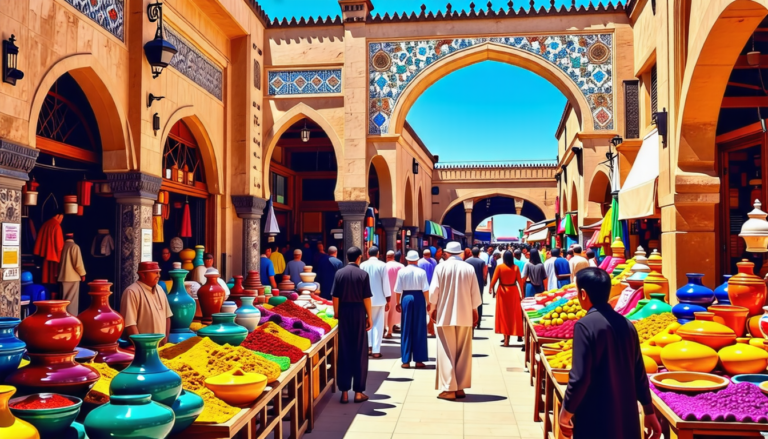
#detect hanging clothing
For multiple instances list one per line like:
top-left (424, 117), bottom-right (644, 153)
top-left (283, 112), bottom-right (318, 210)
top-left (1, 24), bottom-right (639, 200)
top-left (180, 204), bottom-right (192, 238)
top-left (331, 263), bottom-right (372, 393)
top-left (394, 264), bottom-right (430, 364)
top-left (490, 263), bottom-right (523, 337)
top-left (34, 216), bottom-right (64, 283)
top-left (90, 230), bottom-right (114, 258)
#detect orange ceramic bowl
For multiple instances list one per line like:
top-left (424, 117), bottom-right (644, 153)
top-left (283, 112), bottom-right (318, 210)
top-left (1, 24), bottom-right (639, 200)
top-left (718, 343), bottom-right (768, 375)
top-left (676, 320), bottom-right (736, 351)
top-left (748, 316), bottom-right (763, 338)
top-left (708, 305), bottom-right (750, 338)
top-left (204, 369), bottom-right (268, 406)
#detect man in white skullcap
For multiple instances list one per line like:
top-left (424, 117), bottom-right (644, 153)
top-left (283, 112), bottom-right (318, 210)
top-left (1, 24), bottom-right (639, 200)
top-left (395, 250), bottom-right (430, 368)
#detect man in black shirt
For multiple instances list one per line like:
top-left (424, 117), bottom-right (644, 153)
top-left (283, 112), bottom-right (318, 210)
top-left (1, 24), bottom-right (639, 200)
top-left (560, 268), bottom-right (661, 439)
top-left (465, 247), bottom-right (487, 329)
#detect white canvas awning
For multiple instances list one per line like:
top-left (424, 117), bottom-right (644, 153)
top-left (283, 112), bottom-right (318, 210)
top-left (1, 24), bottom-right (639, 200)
top-left (527, 227), bottom-right (550, 243)
top-left (619, 129), bottom-right (659, 220)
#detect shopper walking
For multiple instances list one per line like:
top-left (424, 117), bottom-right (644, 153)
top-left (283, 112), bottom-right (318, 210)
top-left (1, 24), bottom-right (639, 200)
top-left (489, 251), bottom-right (523, 347)
top-left (317, 246), bottom-right (343, 300)
top-left (569, 245), bottom-right (589, 283)
top-left (522, 251), bottom-right (547, 297)
top-left (395, 250), bottom-right (430, 368)
top-left (551, 248), bottom-right (572, 288)
top-left (465, 247), bottom-right (487, 329)
top-left (285, 249), bottom-right (305, 287)
top-left (419, 249), bottom-right (437, 338)
top-left (384, 250), bottom-right (403, 339)
top-left (359, 246), bottom-right (391, 358)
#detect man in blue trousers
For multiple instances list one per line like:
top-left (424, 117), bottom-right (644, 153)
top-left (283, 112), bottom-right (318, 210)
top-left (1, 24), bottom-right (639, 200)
top-left (394, 250), bottom-right (431, 369)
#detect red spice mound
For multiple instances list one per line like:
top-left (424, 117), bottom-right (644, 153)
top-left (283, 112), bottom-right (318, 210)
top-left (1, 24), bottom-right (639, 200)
top-left (242, 330), bottom-right (305, 363)
top-left (12, 394), bottom-right (75, 410)
top-left (271, 301), bottom-right (331, 333)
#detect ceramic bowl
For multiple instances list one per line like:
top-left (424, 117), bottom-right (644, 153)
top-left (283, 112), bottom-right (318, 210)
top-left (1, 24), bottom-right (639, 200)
top-left (204, 369), bottom-right (268, 406)
top-left (660, 341), bottom-right (719, 373)
top-left (708, 305), bottom-right (750, 337)
top-left (9, 393), bottom-right (82, 436)
top-left (296, 282), bottom-right (318, 292)
top-left (650, 371), bottom-right (729, 393)
top-left (718, 343), bottom-right (768, 375)
top-left (299, 273), bottom-right (316, 283)
top-left (676, 319), bottom-right (736, 350)
top-left (760, 381), bottom-right (768, 395)
top-left (731, 374), bottom-right (768, 385)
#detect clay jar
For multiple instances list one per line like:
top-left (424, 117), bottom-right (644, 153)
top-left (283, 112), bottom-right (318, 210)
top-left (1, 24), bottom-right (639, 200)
top-left (179, 248), bottom-right (196, 271)
top-left (229, 275), bottom-right (255, 307)
top-left (5, 352), bottom-right (99, 398)
top-left (709, 304), bottom-right (750, 338)
top-left (278, 275), bottom-right (295, 292)
top-left (244, 271), bottom-right (265, 296)
top-left (643, 271), bottom-right (669, 302)
top-left (197, 272), bottom-right (226, 324)
top-left (78, 280), bottom-right (123, 346)
top-left (715, 275), bottom-right (732, 305)
top-left (167, 268), bottom-right (196, 343)
top-left (18, 301), bottom-right (83, 354)
top-left (0, 318), bottom-right (25, 381)
top-left (728, 260), bottom-right (767, 317)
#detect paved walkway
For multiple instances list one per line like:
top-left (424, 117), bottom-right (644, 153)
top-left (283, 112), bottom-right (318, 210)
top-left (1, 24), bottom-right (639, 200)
top-left (307, 290), bottom-right (542, 439)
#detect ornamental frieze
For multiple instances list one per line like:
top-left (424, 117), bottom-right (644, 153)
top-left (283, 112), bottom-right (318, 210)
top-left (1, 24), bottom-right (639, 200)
top-left (164, 25), bottom-right (223, 101)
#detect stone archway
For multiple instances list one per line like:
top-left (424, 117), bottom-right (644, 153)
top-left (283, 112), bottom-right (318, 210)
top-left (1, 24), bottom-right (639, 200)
top-left (368, 155), bottom-right (394, 218)
top-left (588, 167), bottom-right (611, 218)
top-left (404, 177), bottom-right (415, 226)
top-left (417, 186), bottom-right (425, 229)
top-left (438, 190), bottom-right (549, 224)
top-left (161, 107), bottom-right (222, 195)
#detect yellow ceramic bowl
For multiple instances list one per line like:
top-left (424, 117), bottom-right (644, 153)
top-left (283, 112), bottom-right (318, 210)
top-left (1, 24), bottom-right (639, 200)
top-left (660, 341), bottom-right (719, 373)
top-left (676, 320), bottom-right (736, 351)
top-left (650, 371), bottom-right (729, 393)
top-left (650, 332), bottom-right (682, 348)
top-left (760, 381), bottom-right (768, 395)
top-left (718, 343), bottom-right (768, 375)
top-left (204, 369), bottom-right (268, 406)
top-left (643, 355), bottom-right (658, 374)
top-left (641, 344), bottom-right (662, 364)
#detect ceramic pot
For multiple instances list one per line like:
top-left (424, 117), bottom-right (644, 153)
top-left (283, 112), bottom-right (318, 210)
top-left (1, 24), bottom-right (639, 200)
top-left (197, 273), bottom-right (226, 324)
top-left (715, 275), bottom-right (732, 305)
top-left (749, 315), bottom-right (763, 337)
top-left (9, 393), bottom-right (81, 437)
top-left (641, 344), bottom-right (662, 364)
top-left (676, 313), bottom-right (737, 350)
top-left (299, 272), bottom-right (316, 283)
top-left (671, 303), bottom-right (708, 324)
top-left (0, 317), bottom-right (25, 381)
top-left (221, 301), bottom-right (237, 314)
top-left (204, 368), bottom-right (268, 406)
top-left (110, 334), bottom-right (182, 407)
top-left (278, 275), bottom-right (295, 292)
top-left (168, 268), bottom-right (196, 343)
top-left (0, 386), bottom-right (39, 439)
top-left (5, 352), bottom-right (99, 398)
top-left (170, 389), bottom-right (204, 434)
top-left (244, 271), bottom-right (266, 296)
top-left (660, 341), bottom-right (719, 373)
top-left (759, 306), bottom-right (768, 339)
top-left (728, 260), bottom-right (767, 316)
top-left (234, 297), bottom-right (261, 332)
top-left (229, 275), bottom-right (254, 307)
top-left (676, 274), bottom-right (715, 306)
top-left (193, 245), bottom-right (205, 267)
top-left (718, 343), bottom-right (768, 375)
top-left (647, 249), bottom-right (662, 273)
top-left (89, 343), bottom-right (133, 371)
top-left (196, 313), bottom-right (248, 346)
top-left (78, 280), bottom-right (123, 347)
top-left (643, 271), bottom-right (669, 302)
top-left (19, 301), bottom-right (82, 354)
top-left (628, 294), bottom-right (672, 321)
top-left (179, 248), bottom-right (196, 271)
top-left (708, 305), bottom-right (750, 338)
top-left (74, 347), bottom-right (96, 363)
top-left (83, 394), bottom-right (174, 439)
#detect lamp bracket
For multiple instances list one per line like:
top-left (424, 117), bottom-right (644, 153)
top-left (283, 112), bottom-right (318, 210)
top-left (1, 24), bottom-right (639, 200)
top-left (147, 2), bottom-right (165, 40)
top-left (147, 93), bottom-right (165, 108)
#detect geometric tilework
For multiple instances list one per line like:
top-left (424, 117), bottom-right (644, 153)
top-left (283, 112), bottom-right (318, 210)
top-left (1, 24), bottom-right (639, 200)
top-left (369, 34), bottom-right (613, 134)
top-left (268, 70), bottom-right (342, 95)
top-left (64, 0), bottom-right (124, 41)
top-left (164, 25), bottom-right (223, 101)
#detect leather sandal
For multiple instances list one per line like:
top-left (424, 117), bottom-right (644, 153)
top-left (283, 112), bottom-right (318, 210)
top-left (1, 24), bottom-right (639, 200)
top-left (354, 394), bottom-right (369, 403)
top-left (414, 362), bottom-right (426, 369)
top-left (437, 391), bottom-right (456, 401)
top-left (401, 363), bottom-right (410, 369)
top-left (456, 390), bottom-right (466, 399)
top-left (372, 353), bottom-right (382, 359)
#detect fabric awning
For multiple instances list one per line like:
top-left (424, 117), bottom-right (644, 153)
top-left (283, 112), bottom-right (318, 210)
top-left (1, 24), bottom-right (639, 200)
top-left (424, 221), bottom-right (446, 238)
top-left (451, 228), bottom-right (465, 237)
top-left (581, 218), bottom-right (603, 231)
top-left (619, 129), bottom-right (659, 220)
top-left (527, 227), bottom-right (550, 243)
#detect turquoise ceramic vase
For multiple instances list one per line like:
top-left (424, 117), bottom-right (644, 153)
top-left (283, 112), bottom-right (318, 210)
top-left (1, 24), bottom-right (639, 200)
top-left (234, 297), bottom-right (261, 332)
top-left (0, 317), bottom-right (25, 381)
top-left (167, 268), bottom-right (196, 344)
top-left (109, 334), bottom-right (182, 407)
top-left (170, 390), bottom-right (204, 434)
top-left (193, 245), bottom-right (205, 267)
top-left (196, 313), bottom-right (248, 346)
top-left (83, 394), bottom-right (175, 439)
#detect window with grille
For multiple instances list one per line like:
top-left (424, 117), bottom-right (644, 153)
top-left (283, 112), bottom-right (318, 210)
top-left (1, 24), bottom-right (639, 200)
top-left (651, 64), bottom-right (658, 115)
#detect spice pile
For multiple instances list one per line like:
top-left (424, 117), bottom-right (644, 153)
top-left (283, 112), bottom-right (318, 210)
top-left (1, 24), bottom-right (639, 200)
top-left (633, 312), bottom-right (677, 343)
top-left (88, 362), bottom-right (120, 404)
top-left (652, 382), bottom-right (768, 422)
top-left (255, 352), bottom-right (290, 371)
top-left (255, 322), bottom-right (311, 350)
top-left (11, 394), bottom-right (75, 409)
top-left (262, 314), bottom-right (322, 343)
top-left (271, 301), bottom-right (331, 333)
top-left (242, 330), bottom-right (305, 363)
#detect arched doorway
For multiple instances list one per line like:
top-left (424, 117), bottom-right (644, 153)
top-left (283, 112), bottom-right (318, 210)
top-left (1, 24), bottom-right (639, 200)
top-left (441, 195), bottom-right (546, 240)
top-left (404, 178), bottom-right (414, 226)
top-left (588, 169), bottom-right (612, 218)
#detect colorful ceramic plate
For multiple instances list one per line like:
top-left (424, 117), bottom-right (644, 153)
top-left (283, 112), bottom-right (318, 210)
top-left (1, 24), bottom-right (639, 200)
top-left (760, 381), bottom-right (768, 395)
top-left (731, 374), bottom-right (768, 385)
top-left (650, 371), bottom-right (729, 393)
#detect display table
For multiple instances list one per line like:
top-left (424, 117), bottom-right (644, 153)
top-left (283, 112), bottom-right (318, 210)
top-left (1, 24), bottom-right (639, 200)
top-left (652, 393), bottom-right (768, 439)
top-left (298, 326), bottom-right (337, 435)
top-left (177, 356), bottom-right (307, 439)
top-left (541, 354), bottom-right (567, 439)
top-left (532, 336), bottom-right (567, 422)
top-left (523, 313), bottom-right (537, 386)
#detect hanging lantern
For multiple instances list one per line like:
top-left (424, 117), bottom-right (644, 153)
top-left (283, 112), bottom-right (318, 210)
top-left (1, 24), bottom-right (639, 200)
top-left (2, 35), bottom-right (24, 86)
top-left (739, 200), bottom-right (768, 253)
top-left (143, 2), bottom-right (177, 78)
top-left (264, 200), bottom-right (280, 239)
top-left (63, 195), bottom-right (78, 215)
top-left (301, 120), bottom-right (310, 143)
top-left (22, 178), bottom-right (39, 206)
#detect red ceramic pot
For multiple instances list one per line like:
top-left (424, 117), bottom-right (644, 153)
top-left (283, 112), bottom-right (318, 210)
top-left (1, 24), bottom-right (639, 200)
top-left (91, 342), bottom-right (134, 371)
top-left (19, 300), bottom-right (83, 353)
top-left (78, 280), bottom-right (124, 346)
top-left (728, 260), bottom-right (767, 317)
top-left (197, 273), bottom-right (226, 324)
top-left (229, 276), bottom-right (257, 307)
top-left (5, 351), bottom-right (99, 398)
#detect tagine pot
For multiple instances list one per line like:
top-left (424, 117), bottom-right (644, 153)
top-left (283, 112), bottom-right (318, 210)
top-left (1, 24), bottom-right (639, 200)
top-left (196, 313), bottom-right (248, 346)
top-left (197, 272), bottom-right (226, 324)
top-left (109, 334), bottom-right (182, 407)
top-left (708, 304), bottom-right (750, 338)
top-left (0, 385), bottom-right (40, 439)
top-left (234, 297), bottom-right (261, 332)
top-left (83, 394), bottom-right (174, 439)
top-left (715, 275), bottom-right (732, 305)
top-left (728, 260), bottom-right (767, 316)
top-left (179, 248), bottom-right (196, 271)
top-left (676, 312), bottom-right (737, 351)
top-left (78, 280), bottom-right (123, 347)
top-left (167, 268), bottom-right (196, 343)
top-left (18, 301), bottom-right (83, 354)
top-left (170, 389), bottom-right (204, 434)
top-left (0, 317), bottom-right (25, 381)
top-left (5, 352), bottom-right (99, 398)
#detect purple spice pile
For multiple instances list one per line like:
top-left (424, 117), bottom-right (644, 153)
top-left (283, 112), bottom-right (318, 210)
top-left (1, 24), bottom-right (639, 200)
top-left (265, 314), bottom-right (322, 343)
top-left (257, 306), bottom-right (276, 324)
top-left (652, 382), bottom-right (768, 422)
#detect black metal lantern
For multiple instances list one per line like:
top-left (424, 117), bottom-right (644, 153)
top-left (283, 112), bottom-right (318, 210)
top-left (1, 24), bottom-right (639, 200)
top-left (3, 35), bottom-right (24, 86)
top-left (653, 108), bottom-right (668, 147)
top-left (300, 120), bottom-right (310, 143)
top-left (144, 2), bottom-right (177, 78)
top-left (412, 158), bottom-right (419, 175)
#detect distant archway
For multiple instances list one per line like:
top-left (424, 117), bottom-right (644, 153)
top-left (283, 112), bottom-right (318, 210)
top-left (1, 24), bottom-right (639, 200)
top-left (404, 177), bottom-right (414, 226)
top-left (588, 168), bottom-right (611, 216)
top-left (441, 195), bottom-right (545, 233)
top-left (417, 187), bottom-right (425, 229)
top-left (368, 155), bottom-right (393, 218)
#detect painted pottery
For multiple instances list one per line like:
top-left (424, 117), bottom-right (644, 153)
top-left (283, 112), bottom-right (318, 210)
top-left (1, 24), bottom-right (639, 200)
top-left (83, 394), bottom-right (174, 439)
top-left (299, 272), bottom-right (316, 283)
top-left (629, 294), bottom-right (672, 321)
top-left (9, 393), bottom-right (81, 436)
top-left (650, 371), bottom-right (729, 393)
top-left (207, 268), bottom-right (231, 300)
top-left (5, 352), bottom-right (99, 398)
top-left (234, 297), bottom-right (261, 332)
top-left (197, 273), bottom-right (226, 324)
top-left (643, 355), bottom-right (658, 374)
top-left (110, 334), bottom-right (182, 407)
top-left (244, 271), bottom-right (266, 296)
top-left (641, 344), bottom-right (662, 364)
top-left (168, 268), bottom-right (196, 344)
top-left (196, 313), bottom-right (248, 346)
top-left (708, 304), bottom-right (750, 337)
top-left (676, 274), bottom-right (715, 305)
top-left (278, 275), bottom-right (295, 292)
top-left (221, 301), bottom-right (237, 314)
top-left (671, 303), bottom-right (708, 323)
top-left (718, 343), bottom-right (768, 375)
top-left (229, 275), bottom-right (255, 307)
top-left (179, 248), bottom-right (196, 271)
top-left (90, 343), bottom-right (133, 371)
top-left (19, 301), bottom-right (83, 354)
top-left (193, 245), bottom-right (205, 267)
top-left (170, 390), bottom-right (204, 434)
top-left (650, 331), bottom-right (681, 348)
top-left (728, 260), bottom-right (767, 316)
top-left (643, 271), bottom-right (669, 302)
top-left (749, 315), bottom-right (763, 337)
top-left (0, 317), bottom-right (25, 381)
top-left (715, 275), bottom-right (732, 305)
top-left (204, 368), bottom-right (268, 406)
top-left (647, 249), bottom-right (662, 273)
top-left (303, 265), bottom-right (313, 273)
top-left (185, 280), bottom-right (201, 299)
top-left (759, 306), bottom-right (768, 339)
top-left (660, 341), bottom-right (719, 373)
top-left (676, 313), bottom-right (736, 350)
top-left (0, 386), bottom-right (40, 439)
top-left (77, 280), bottom-right (123, 346)
top-left (731, 374), bottom-right (768, 385)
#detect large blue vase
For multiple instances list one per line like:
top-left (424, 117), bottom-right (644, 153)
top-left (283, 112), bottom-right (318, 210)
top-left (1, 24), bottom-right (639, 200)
top-left (84, 394), bottom-right (175, 439)
top-left (167, 268), bottom-right (196, 344)
top-left (0, 317), bottom-right (25, 381)
top-left (715, 275), bottom-right (732, 305)
top-left (673, 273), bottom-right (715, 323)
top-left (109, 334), bottom-right (182, 407)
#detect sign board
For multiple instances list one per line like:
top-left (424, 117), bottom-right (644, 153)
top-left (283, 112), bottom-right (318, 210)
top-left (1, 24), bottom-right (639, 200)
top-left (3, 268), bottom-right (19, 280)
top-left (2, 224), bottom-right (20, 246)
top-left (2, 246), bottom-right (19, 268)
top-left (141, 229), bottom-right (152, 262)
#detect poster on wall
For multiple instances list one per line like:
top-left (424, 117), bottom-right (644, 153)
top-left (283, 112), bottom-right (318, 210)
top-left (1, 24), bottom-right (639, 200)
top-left (2, 246), bottom-right (19, 268)
top-left (141, 229), bottom-right (152, 262)
top-left (2, 224), bottom-right (20, 247)
top-left (2, 268), bottom-right (19, 280)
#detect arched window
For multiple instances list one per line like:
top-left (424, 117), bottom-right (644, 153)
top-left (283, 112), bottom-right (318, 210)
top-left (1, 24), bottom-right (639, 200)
top-left (162, 121), bottom-right (207, 196)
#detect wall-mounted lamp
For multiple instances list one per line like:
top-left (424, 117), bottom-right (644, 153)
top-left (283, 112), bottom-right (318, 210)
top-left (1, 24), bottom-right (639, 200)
top-left (147, 93), bottom-right (165, 107)
top-left (300, 120), bottom-right (310, 143)
top-left (412, 158), bottom-right (419, 175)
top-left (653, 108), bottom-right (668, 147)
top-left (571, 146), bottom-right (583, 156)
top-left (3, 35), bottom-right (24, 86)
top-left (153, 113), bottom-right (160, 134)
top-left (144, 2), bottom-right (177, 78)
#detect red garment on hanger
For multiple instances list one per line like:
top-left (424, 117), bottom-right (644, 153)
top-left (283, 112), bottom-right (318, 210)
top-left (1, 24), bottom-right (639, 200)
top-left (77, 181), bottom-right (93, 206)
top-left (180, 204), bottom-right (192, 238)
top-left (34, 216), bottom-right (64, 283)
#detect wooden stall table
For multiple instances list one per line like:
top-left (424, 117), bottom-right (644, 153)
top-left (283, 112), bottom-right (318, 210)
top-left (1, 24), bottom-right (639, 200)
top-left (541, 355), bottom-right (567, 439)
top-left (298, 326), bottom-right (338, 435)
top-left (524, 313), bottom-right (537, 386)
top-left (652, 393), bottom-right (768, 439)
top-left (178, 356), bottom-right (307, 439)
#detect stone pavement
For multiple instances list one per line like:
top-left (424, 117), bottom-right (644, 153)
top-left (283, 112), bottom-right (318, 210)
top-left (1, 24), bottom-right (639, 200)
top-left (306, 290), bottom-right (542, 439)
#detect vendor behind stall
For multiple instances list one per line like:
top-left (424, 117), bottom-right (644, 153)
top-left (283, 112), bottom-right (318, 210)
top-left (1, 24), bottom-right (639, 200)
top-left (120, 261), bottom-right (172, 345)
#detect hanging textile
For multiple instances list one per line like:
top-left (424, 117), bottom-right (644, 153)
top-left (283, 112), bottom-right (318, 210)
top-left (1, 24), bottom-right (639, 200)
top-left (611, 197), bottom-right (623, 244)
top-left (153, 216), bottom-right (164, 243)
top-left (557, 218), bottom-right (565, 234)
top-left (77, 181), bottom-right (93, 207)
top-left (180, 203), bottom-right (192, 238)
top-left (597, 207), bottom-right (614, 246)
top-left (564, 214), bottom-right (578, 236)
top-left (91, 230), bottom-right (114, 258)
top-left (34, 215), bottom-right (64, 283)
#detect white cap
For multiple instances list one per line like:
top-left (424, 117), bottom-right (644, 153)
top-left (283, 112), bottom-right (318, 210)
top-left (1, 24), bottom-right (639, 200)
top-left (294, 249), bottom-right (302, 255)
top-left (444, 241), bottom-right (463, 254)
top-left (423, 248), bottom-right (431, 255)
top-left (406, 250), bottom-right (420, 262)
top-left (386, 250), bottom-right (395, 257)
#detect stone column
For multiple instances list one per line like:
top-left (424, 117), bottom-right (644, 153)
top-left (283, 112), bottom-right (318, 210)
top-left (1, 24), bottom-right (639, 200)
top-left (514, 198), bottom-right (524, 215)
top-left (338, 201), bottom-right (369, 262)
top-left (107, 172), bottom-right (162, 305)
top-left (0, 140), bottom-right (38, 317)
top-left (380, 217), bottom-right (403, 254)
top-left (463, 199), bottom-right (474, 245)
top-left (232, 196), bottom-right (267, 274)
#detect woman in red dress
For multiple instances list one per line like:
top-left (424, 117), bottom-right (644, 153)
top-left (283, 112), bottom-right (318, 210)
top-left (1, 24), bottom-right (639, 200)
top-left (490, 250), bottom-right (523, 347)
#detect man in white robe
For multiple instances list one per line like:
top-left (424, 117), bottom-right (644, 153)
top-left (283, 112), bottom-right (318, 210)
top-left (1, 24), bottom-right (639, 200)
top-left (429, 241), bottom-right (481, 400)
top-left (360, 246), bottom-right (391, 358)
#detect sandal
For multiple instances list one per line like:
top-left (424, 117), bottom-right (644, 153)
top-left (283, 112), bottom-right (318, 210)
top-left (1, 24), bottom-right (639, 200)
top-left (401, 363), bottom-right (410, 369)
top-left (354, 394), bottom-right (369, 403)
top-left (414, 362), bottom-right (426, 369)
top-left (437, 391), bottom-right (456, 401)
top-left (456, 390), bottom-right (466, 399)
top-left (372, 353), bottom-right (382, 359)
top-left (340, 393), bottom-right (349, 404)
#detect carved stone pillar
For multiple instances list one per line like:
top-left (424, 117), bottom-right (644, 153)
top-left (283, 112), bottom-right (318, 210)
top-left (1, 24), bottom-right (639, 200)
top-left (380, 217), bottom-right (403, 254)
top-left (0, 140), bottom-right (38, 317)
top-left (232, 196), bottom-right (267, 274)
top-left (514, 198), bottom-right (524, 215)
top-left (107, 172), bottom-right (161, 306)
top-left (338, 201), bottom-right (369, 263)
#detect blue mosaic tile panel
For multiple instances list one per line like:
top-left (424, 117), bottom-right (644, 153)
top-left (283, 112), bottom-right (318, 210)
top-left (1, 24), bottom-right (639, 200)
top-left (64, 0), bottom-right (124, 41)
top-left (164, 26), bottom-right (223, 101)
top-left (369, 34), bottom-right (614, 134)
top-left (268, 70), bottom-right (342, 95)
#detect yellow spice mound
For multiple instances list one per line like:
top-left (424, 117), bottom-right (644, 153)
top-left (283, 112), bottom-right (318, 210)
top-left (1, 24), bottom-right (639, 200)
top-left (190, 387), bottom-right (240, 424)
top-left (89, 362), bottom-right (120, 396)
top-left (634, 313), bottom-right (677, 344)
top-left (320, 316), bottom-right (338, 328)
top-left (257, 322), bottom-right (311, 351)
